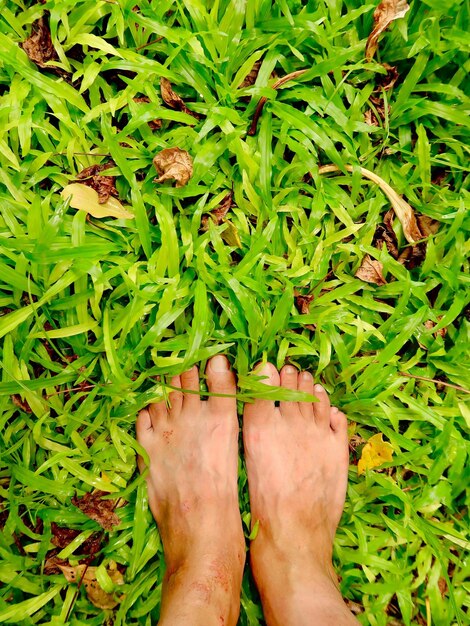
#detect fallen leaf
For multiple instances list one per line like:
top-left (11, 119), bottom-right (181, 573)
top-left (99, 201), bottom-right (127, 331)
top-left (11, 394), bottom-right (32, 413)
top-left (160, 77), bottom-right (200, 119)
top-left (358, 433), bottom-right (394, 475)
top-left (22, 16), bottom-right (59, 69)
top-left (355, 255), bottom-right (387, 285)
top-left (153, 147), bottom-right (193, 187)
top-left (61, 184), bottom-right (134, 219)
top-left (212, 192), bottom-right (234, 224)
top-left (239, 60), bottom-right (262, 88)
top-left (50, 523), bottom-right (104, 558)
top-left (319, 164), bottom-right (422, 243)
top-left (133, 96), bottom-right (162, 130)
top-left (424, 319), bottom-right (447, 338)
top-left (295, 294), bottom-right (314, 315)
top-left (365, 0), bottom-right (410, 62)
top-left (75, 162), bottom-right (118, 204)
top-left (58, 562), bottom-right (124, 609)
top-left (373, 223), bottom-right (399, 258)
top-left (248, 69), bottom-right (308, 135)
top-left (376, 63), bottom-right (399, 91)
top-left (72, 491), bottom-right (121, 531)
top-left (417, 215), bottom-right (440, 237)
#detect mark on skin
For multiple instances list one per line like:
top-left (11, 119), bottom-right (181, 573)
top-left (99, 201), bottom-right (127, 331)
top-left (188, 581), bottom-right (212, 603)
top-left (219, 617), bottom-right (225, 625)
top-left (162, 430), bottom-right (174, 443)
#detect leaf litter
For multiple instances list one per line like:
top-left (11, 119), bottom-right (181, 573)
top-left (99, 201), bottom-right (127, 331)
top-left (72, 490), bottom-right (122, 531)
top-left (22, 16), bottom-right (59, 70)
top-left (153, 147), bottom-right (193, 187)
top-left (75, 162), bottom-right (118, 204)
top-left (61, 184), bottom-right (134, 219)
top-left (365, 0), bottom-right (411, 62)
top-left (160, 77), bottom-right (201, 120)
top-left (358, 433), bottom-right (394, 474)
top-left (58, 561), bottom-right (124, 610)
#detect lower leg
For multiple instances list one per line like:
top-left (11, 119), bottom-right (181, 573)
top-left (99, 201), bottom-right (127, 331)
top-left (136, 356), bottom-right (245, 626)
top-left (243, 364), bottom-right (358, 626)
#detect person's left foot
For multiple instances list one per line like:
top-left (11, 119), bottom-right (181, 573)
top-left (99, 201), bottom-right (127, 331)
top-left (136, 355), bottom-right (245, 625)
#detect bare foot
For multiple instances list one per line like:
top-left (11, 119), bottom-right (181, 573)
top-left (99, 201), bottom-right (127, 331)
top-left (243, 363), bottom-right (357, 626)
top-left (136, 355), bottom-right (245, 626)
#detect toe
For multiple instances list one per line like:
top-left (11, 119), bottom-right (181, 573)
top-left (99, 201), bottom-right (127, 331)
top-left (279, 364), bottom-right (298, 415)
top-left (244, 362), bottom-right (279, 419)
top-left (298, 371), bottom-right (314, 419)
top-left (312, 384), bottom-right (331, 428)
top-left (168, 375), bottom-right (183, 415)
top-left (180, 365), bottom-right (201, 409)
top-left (148, 399), bottom-right (169, 427)
top-left (330, 406), bottom-right (348, 435)
top-left (206, 355), bottom-right (237, 413)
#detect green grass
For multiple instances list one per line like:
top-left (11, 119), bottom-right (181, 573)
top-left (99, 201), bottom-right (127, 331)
top-left (0, 0), bottom-right (469, 624)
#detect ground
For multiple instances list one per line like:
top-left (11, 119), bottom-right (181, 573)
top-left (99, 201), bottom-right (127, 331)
top-left (0, 1), bottom-right (469, 625)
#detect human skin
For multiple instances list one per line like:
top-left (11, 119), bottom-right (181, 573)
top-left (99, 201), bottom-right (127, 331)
top-left (136, 356), bottom-right (357, 625)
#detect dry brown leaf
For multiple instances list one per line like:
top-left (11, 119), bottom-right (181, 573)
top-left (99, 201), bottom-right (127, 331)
top-left (160, 77), bottom-right (200, 119)
top-left (132, 97), bottom-right (162, 130)
top-left (11, 394), bottom-right (32, 413)
top-left (239, 60), bottom-right (262, 88)
top-left (417, 215), bottom-right (440, 237)
top-left (61, 184), bottom-right (134, 220)
top-left (355, 255), bottom-right (387, 286)
top-left (248, 69), bottom-right (308, 135)
top-left (295, 294), bottom-right (314, 315)
top-left (58, 562), bottom-right (124, 610)
top-left (365, 0), bottom-right (410, 62)
top-left (72, 491), bottom-right (121, 531)
top-left (319, 164), bottom-right (422, 243)
top-left (22, 16), bottom-right (59, 69)
top-left (153, 147), bottom-right (193, 187)
top-left (373, 223), bottom-right (399, 258)
top-left (76, 162), bottom-right (118, 204)
top-left (212, 192), bottom-right (234, 224)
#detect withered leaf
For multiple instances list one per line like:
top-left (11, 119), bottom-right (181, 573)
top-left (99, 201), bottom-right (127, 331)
top-left (365, 0), bottom-right (410, 62)
top-left (61, 184), bottom-right (134, 220)
top-left (212, 192), bottom-right (234, 224)
top-left (44, 554), bottom-right (69, 576)
top-left (376, 63), bottom-right (399, 91)
top-left (22, 16), bottom-right (59, 69)
top-left (11, 394), bottom-right (32, 413)
top-left (133, 97), bottom-right (162, 130)
top-left (355, 255), bottom-right (387, 286)
top-left (153, 147), bottom-right (193, 187)
top-left (51, 523), bottom-right (80, 549)
top-left (295, 294), bottom-right (314, 315)
top-left (58, 562), bottom-right (124, 610)
top-left (239, 60), bottom-right (262, 88)
top-left (319, 164), bottom-right (422, 244)
top-left (373, 224), bottom-right (399, 258)
top-left (417, 215), bottom-right (440, 237)
top-left (76, 162), bottom-right (118, 204)
top-left (424, 319), bottom-right (447, 338)
top-left (160, 77), bottom-right (200, 119)
top-left (72, 491), bottom-right (121, 531)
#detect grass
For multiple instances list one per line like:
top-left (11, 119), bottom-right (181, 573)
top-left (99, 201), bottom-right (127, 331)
top-left (0, 0), bottom-right (469, 624)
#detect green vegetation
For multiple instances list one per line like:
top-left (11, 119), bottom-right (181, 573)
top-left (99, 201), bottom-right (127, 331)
top-left (0, 0), bottom-right (469, 624)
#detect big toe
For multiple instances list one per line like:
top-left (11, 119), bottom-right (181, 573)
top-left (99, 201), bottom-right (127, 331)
top-left (206, 355), bottom-right (237, 413)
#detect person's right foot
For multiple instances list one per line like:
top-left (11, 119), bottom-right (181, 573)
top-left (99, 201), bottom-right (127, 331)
top-left (243, 363), bottom-right (357, 626)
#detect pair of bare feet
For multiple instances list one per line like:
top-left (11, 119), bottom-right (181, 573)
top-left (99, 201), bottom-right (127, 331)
top-left (136, 355), bottom-right (357, 625)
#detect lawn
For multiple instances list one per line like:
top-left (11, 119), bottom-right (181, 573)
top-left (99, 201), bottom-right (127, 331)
top-left (0, 0), bottom-right (469, 624)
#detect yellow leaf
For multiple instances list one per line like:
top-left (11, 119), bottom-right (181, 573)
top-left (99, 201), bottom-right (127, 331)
top-left (221, 221), bottom-right (242, 248)
top-left (61, 184), bottom-right (134, 220)
top-left (357, 433), bottom-right (394, 475)
top-left (319, 164), bottom-right (421, 243)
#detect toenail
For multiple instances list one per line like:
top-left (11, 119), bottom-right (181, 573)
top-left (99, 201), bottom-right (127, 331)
top-left (284, 365), bottom-right (297, 374)
top-left (332, 407), bottom-right (339, 413)
top-left (314, 384), bottom-right (324, 393)
top-left (301, 371), bottom-right (312, 381)
top-left (211, 355), bottom-right (229, 372)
